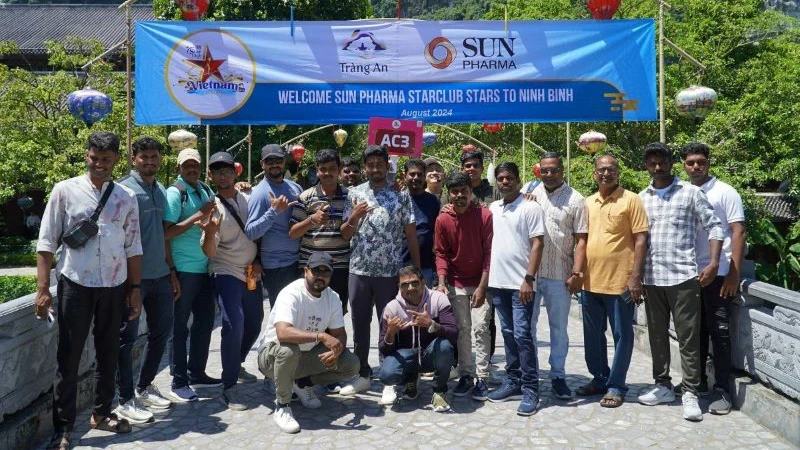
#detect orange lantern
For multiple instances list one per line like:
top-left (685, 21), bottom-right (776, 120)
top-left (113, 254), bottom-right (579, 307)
top-left (291, 144), bottom-right (306, 163)
top-left (482, 123), bottom-right (503, 134)
top-left (532, 163), bottom-right (542, 179)
top-left (176, 0), bottom-right (209, 21)
top-left (234, 162), bottom-right (243, 177)
top-left (585, 0), bottom-right (621, 20)
top-left (461, 143), bottom-right (477, 153)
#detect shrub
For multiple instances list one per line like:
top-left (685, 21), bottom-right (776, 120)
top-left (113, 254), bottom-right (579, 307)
top-left (0, 253), bottom-right (37, 267)
top-left (0, 276), bottom-right (38, 304)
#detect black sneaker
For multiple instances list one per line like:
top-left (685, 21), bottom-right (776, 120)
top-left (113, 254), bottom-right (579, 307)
top-left (551, 378), bottom-right (573, 400)
top-left (708, 388), bottom-right (732, 415)
top-left (453, 376), bottom-right (474, 397)
top-left (190, 374), bottom-right (223, 388)
top-left (404, 377), bottom-right (419, 400)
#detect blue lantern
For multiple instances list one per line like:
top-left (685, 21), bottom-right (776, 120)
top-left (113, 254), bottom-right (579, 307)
top-left (16, 196), bottom-right (33, 210)
top-left (423, 131), bottom-right (437, 147)
top-left (67, 87), bottom-right (113, 127)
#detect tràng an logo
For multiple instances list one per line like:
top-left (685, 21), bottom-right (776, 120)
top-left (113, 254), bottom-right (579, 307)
top-left (341, 29), bottom-right (387, 59)
top-left (165, 29), bottom-right (256, 119)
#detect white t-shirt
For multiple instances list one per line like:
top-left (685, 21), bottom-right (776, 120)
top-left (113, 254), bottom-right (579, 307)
top-left (262, 278), bottom-right (345, 352)
top-left (488, 194), bottom-right (546, 290)
top-left (695, 177), bottom-right (745, 276)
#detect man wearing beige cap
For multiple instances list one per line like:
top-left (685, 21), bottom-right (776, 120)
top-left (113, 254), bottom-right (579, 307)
top-left (164, 148), bottom-right (221, 402)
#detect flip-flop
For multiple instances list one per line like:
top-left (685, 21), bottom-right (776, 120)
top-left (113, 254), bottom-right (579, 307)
top-left (90, 413), bottom-right (132, 433)
top-left (46, 433), bottom-right (70, 450)
top-left (575, 383), bottom-right (607, 396)
top-left (600, 392), bottom-right (625, 408)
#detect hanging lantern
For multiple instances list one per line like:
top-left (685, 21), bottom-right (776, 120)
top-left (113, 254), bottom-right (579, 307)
top-left (675, 85), bottom-right (718, 119)
top-left (234, 162), bottom-right (243, 177)
top-left (16, 196), bottom-right (33, 210)
top-left (333, 128), bottom-right (348, 148)
top-left (578, 130), bottom-right (608, 154)
top-left (423, 131), bottom-right (437, 147)
top-left (585, 0), bottom-right (621, 20)
top-left (487, 161), bottom-right (496, 186)
top-left (532, 163), bottom-right (542, 179)
top-left (291, 144), bottom-right (306, 163)
top-left (167, 129), bottom-right (198, 151)
top-left (482, 123), bottom-right (503, 134)
top-left (176, 0), bottom-right (209, 21)
top-left (276, 124), bottom-right (287, 132)
top-left (67, 87), bottom-right (112, 127)
top-left (461, 143), bottom-right (477, 153)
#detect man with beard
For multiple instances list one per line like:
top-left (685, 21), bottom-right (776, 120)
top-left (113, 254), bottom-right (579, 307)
top-left (434, 172), bottom-right (493, 401)
top-left (460, 149), bottom-right (502, 206)
top-left (289, 149), bottom-right (351, 313)
top-left (115, 137), bottom-right (180, 424)
top-left (199, 152), bottom-right (264, 411)
top-left (636, 142), bottom-right (723, 422)
top-left (340, 156), bottom-right (362, 188)
top-left (164, 148), bottom-right (220, 402)
top-left (338, 145), bottom-right (420, 396)
top-left (246, 144), bottom-right (303, 307)
top-left (36, 132), bottom-right (142, 449)
top-left (257, 252), bottom-right (359, 434)
top-left (403, 159), bottom-right (440, 287)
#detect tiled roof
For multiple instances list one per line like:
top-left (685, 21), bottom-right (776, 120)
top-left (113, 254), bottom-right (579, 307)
top-left (0, 4), bottom-right (155, 54)
top-left (756, 192), bottom-right (799, 223)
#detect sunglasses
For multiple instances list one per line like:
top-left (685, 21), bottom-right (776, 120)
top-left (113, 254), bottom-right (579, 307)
top-left (540, 167), bottom-right (563, 175)
top-left (309, 266), bottom-right (333, 277)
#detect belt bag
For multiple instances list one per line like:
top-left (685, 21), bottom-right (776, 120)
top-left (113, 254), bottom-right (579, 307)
top-left (62, 182), bottom-right (115, 249)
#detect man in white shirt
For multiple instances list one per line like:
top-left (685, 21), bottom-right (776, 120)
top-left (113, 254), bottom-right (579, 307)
top-left (486, 162), bottom-right (546, 416)
top-left (257, 252), bottom-right (359, 433)
top-left (681, 142), bottom-right (746, 415)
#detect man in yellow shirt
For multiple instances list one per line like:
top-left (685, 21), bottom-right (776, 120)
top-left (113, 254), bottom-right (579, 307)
top-left (577, 155), bottom-right (648, 408)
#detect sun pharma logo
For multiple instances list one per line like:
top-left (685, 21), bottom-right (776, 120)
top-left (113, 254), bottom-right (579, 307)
top-left (165, 30), bottom-right (256, 119)
top-left (342, 29), bottom-right (387, 59)
top-left (424, 37), bottom-right (456, 69)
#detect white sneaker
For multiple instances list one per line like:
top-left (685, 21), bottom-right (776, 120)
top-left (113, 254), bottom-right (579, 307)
top-left (682, 391), bottom-right (703, 421)
top-left (136, 385), bottom-right (172, 410)
top-left (273, 403), bottom-right (301, 433)
top-left (339, 377), bottom-right (371, 396)
top-left (114, 398), bottom-right (154, 424)
top-left (379, 385), bottom-right (398, 405)
top-left (292, 382), bottom-right (322, 409)
top-left (638, 384), bottom-right (676, 406)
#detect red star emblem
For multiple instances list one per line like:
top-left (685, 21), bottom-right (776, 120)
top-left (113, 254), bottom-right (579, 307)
top-left (186, 47), bottom-right (226, 82)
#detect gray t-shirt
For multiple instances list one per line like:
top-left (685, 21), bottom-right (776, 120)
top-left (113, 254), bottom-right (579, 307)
top-left (203, 192), bottom-right (258, 282)
top-left (120, 171), bottom-right (170, 280)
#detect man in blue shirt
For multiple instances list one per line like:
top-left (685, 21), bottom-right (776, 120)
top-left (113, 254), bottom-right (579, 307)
top-left (403, 158), bottom-right (440, 287)
top-left (164, 148), bottom-right (221, 402)
top-left (245, 144), bottom-right (304, 307)
top-left (115, 137), bottom-right (181, 423)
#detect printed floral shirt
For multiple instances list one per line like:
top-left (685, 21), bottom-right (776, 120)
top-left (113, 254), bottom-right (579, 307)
top-left (343, 182), bottom-right (416, 277)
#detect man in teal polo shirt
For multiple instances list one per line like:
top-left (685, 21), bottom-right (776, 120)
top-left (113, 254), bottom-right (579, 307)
top-left (164, 148), bottom-right (221, 402)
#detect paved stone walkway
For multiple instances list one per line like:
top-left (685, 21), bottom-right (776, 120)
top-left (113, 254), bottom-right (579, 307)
top-left (36, 302), bottom-right (796, 449)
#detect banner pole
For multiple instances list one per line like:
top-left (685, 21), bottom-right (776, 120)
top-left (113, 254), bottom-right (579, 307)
top-left (522, 123), bottom-right (527, 184)
top-left (205, 125), bottom-right (211, 180)
top-left (659, 0), bottom-right (666, 143)
top-left (247, 125), bottom-right (252, 183)
top-left (566, 122), bottom-right (571, 186)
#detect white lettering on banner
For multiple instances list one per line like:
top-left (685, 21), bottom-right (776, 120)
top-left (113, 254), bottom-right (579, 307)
top-left (276, 88), bottom-right (574, 106)
top-left (334, 90), bottom-right (358, 104)
top-left (519, 88), bottom-right (546, 102)
top-left (358, 90), bottom-right (406, 104)
top-left (465, 89), bottom-right (501, 103)
top-left (278, 90), bottom-right (333, 104)
top-left (407, 89), bottom-right (463, 104)
top-left (548, 89), bottom-right (574, 102)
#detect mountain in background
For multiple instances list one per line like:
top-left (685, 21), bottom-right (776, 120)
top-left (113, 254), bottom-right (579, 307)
top-left (371, 0), bottom-right (494, 20)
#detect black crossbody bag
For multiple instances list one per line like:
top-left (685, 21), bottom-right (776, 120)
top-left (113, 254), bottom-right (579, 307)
top-left (62, 182), bottom-right (115, 249)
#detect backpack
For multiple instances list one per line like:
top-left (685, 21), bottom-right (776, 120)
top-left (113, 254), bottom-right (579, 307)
top-left (172, 179), bottom-right (213, 208)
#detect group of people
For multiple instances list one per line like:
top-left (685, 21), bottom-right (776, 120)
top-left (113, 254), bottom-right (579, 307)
top-left (33, 131), bottom-right (744, 448)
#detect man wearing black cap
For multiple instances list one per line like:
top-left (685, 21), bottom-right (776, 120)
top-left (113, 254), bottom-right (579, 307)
top-left (199, 152), bottom-right (264, 411)
top-left (257, 251), bottom-right (359, 434)
top-left (245, 144), bottom-right (304, 307)
top-left (339, 144), bottom-right (421, 396)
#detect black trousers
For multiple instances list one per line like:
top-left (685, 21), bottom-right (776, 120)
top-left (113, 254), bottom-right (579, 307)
top-left (699, 276), bottom-right (733, 393)
top-left (53, 277), bottom-right (126, 433)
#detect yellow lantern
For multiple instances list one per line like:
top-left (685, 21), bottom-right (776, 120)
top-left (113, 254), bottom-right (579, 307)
top-left (333, 128), bottom-right (348, 148)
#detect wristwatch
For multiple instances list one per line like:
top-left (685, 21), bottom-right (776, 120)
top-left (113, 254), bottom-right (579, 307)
top-left (524, 274), bottom-right (535, 283)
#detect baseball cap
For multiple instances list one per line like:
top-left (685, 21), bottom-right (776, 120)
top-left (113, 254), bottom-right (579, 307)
top-left (261, 144), bottom-right (285, 161)
top-left (423, 157), bottom-right (442, 168)
top-left (306, 252), bottom-right (333, 270)
top-left (208, 151), bottom-right (235, 168)
top-left (177, 148), bottom-right (201, 166)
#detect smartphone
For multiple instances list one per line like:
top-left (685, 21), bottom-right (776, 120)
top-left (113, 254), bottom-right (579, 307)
top-left (621, 289), bottom-right (633, 304)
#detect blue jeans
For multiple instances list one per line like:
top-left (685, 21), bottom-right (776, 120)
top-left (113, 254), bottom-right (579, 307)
top-left (490, 288), bottom-right (539, 392)
top-left (118, 276), bottom-right (174, 402)
top-left (262, 263), bottom-right (299, 307)
top-left (214, 274), bottom-right (265, 388)
top-left (171, 272), bottom-right (215, 389)
top-left (580, 291), bottom-right (635, 393)
top-left (379, 338), bottom-right (455, 393)
top-left (532, 277), bottom-right (572, 379)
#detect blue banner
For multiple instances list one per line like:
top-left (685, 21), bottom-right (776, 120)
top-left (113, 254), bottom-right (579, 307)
top-left (135, 20), bottom-right (656, 125)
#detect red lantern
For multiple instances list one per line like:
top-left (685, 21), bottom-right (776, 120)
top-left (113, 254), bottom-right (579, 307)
top-left (177, 0), bottom-right (209, 21)
top-left (585, 0), bottom-right (621, 20)
top-left (291, 144), bottom-right (306, 163)
top-left (234, 162), bottom-right (243, 177)
top-left (533, 163), bottom-right (542, 179)
top-left (482, 123), bottom-right (503, 134)
top-left (461, 143), bottom-right (477, 153)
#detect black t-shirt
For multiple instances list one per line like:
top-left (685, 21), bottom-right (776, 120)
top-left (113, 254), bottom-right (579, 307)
top-left (403, 191), bottom-right (441, 269)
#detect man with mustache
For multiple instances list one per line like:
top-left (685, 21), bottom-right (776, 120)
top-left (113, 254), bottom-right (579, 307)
top-left (257, 252), bottom-right (359, 433)
top-left (423, 157), bottom-right (448, 206)
top-left (339, 156), bottom-right (363, 188)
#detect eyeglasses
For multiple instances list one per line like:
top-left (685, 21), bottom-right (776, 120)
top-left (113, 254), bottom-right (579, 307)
top-left (540, 167), bottom-right (563, 175)
top-left (309, 267), bottom-right (332, 277)
top-left (400, 280), bottom-right (421, 289)
top-left (211, 167), bottom-right (235, 177)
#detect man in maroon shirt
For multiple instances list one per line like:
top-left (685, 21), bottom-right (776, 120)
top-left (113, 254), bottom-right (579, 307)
top-left (434, 171), bottom-right (493, 401)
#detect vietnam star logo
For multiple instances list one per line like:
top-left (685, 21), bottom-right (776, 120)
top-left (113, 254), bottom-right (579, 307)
top-left (165, 29), bottom-right (256, 119)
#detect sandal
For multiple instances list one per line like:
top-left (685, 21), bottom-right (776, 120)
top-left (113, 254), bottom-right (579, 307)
top-left (575, 383), bottom-right (607, 396)
top-left (90, 413), bottom-right (132, 433)
top-left (46, 433), bottom-right (71, 450)
top-left (600, 392), bottom-right (625, 408)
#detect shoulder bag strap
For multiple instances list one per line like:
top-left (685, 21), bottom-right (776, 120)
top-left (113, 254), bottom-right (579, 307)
top-left (216, 194), bottom-right (246, 233)
top-left (89, 182), bottom-right (115, 223)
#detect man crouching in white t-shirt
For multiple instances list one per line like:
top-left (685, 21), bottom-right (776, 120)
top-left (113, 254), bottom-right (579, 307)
top-left (257, 251), bottom-right (359, 433)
